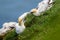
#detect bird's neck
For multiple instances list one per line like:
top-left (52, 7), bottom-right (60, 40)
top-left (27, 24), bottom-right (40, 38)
top-left (19, 21), bottom-right (25, 26)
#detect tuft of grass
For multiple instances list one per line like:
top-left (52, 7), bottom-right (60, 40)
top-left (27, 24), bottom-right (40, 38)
top-left (3, 0), bottom-right (60, 40)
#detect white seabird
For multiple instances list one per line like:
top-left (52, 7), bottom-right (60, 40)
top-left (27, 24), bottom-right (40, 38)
top-left (16, 12), bottom-right (29, 34)
top-left (15, 12), bottom-right (30, 34)
top-left (30, 0), bottom-right (53, 16)
top-left (0, 22), bottom-right (16, 36)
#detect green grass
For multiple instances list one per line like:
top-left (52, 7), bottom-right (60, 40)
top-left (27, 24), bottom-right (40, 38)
top-left (3, 0), bottom-right (60, 40)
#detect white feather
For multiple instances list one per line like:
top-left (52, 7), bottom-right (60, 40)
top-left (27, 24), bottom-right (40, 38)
top-left (15, 23), bottom-right (25, 34)
top-left (30, 0), bottom-right (53, 16)
top-left (0, 22), bottom-right (16, 36)
top-left (19, 12), bottom-right (30, 20)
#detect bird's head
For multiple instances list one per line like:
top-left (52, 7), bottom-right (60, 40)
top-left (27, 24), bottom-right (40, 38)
top-left (18, 17), bottom-right (22, 26)
top-left (8, 22), bottom-right (16, 29)
top-left (30, 8), bottom-right (37, 14)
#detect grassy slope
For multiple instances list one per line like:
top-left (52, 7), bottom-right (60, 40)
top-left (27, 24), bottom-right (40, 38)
top-left (4, 0), bottom-right (60, 40)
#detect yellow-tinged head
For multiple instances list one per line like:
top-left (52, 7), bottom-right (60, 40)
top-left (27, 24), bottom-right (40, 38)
top-left (18, 17), bottom-right (22, 25)
top-left (30, 8), bottom-right (37, 13)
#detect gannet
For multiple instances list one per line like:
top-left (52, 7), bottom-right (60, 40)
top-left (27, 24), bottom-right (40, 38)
top-left (30, 0), bottom-right (53, 16)
top-left (0, 22), bottom-right (16, 36)
top-left (16, 12), bottom-right (27, 34)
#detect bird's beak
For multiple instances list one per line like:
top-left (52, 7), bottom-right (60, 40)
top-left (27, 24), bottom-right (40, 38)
top-left (18, 18), bottom-right (22, 25)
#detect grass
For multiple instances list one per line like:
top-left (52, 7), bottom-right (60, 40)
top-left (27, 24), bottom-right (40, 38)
top-left (3, 0), bottom-right (60, 40)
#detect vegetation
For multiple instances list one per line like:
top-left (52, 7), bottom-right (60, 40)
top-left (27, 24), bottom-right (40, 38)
top-left (3, 0), bottom-right (60, 40)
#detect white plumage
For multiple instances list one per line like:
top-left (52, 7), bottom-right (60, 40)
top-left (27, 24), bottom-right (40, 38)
top-left (8, 22), bottom-right (17, 28)
top-left (0, 21), bottom-right (25, 35)
top-left (16, 12), bottom-right (30, 34)
top-left (18, 12), bottom-right (30, 25)
top-left (0, 12), bottom-right (28, 35)
top-left (2, 22), bottom-right (16, 30)
top-left (0, 28), bottom-right (9, 36)
top-left (15, 22), bottom-right (25, 34)
top-left (37, 0), bottom-right (49, 12)
top-left (0, 23), bottom-right (9, 36)
top-left (0, 22), bottom-right (16, 36)
top-left (2, 23), bottom-right (11, 30)
top-left (19, 12), bottom-right (30, 20)
top-left (30, 0), bottom-right (53, 16)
